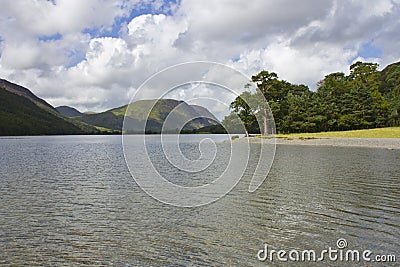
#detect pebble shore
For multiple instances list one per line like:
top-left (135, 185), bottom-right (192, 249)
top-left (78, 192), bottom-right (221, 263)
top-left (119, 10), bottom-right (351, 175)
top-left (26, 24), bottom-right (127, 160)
top-left (236, 137), bottom-right (400, 149)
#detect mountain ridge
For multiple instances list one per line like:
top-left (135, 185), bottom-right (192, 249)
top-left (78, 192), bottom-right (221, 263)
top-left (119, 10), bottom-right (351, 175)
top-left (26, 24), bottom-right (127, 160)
top-left (56, 106), bottom-right (83, 117)
top-left (0, 79), bottom-right (54, 111)
top-left (0, 87), bottom-right (98, 135)
top-left (0, 78), bottom-right (220, 135)
top-left (74, 99), bottom-right (219, 133)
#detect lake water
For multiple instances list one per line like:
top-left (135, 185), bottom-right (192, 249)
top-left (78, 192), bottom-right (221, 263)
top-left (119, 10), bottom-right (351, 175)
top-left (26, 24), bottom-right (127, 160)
top-left (0, 135), bottom-right (399, 266)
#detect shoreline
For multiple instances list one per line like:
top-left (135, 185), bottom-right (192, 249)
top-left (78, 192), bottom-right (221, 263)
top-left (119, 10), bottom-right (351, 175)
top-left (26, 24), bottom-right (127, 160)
top-left (239, 137), bottom-right (400, 149)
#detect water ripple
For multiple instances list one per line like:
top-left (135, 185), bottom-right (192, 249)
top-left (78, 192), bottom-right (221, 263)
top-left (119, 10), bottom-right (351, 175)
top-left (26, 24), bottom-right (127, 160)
top-left (0, 136), bottom-right (399, 266)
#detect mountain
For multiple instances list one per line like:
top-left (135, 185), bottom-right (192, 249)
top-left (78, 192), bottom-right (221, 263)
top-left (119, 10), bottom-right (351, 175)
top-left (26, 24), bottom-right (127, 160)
top-left (75, 110), bottom-right (124, 132)
top-left (0, 78), bottom-right (221, 135)
top-left (56, 106), bottom-right (83, 117)
top-left (0, 79), bottom-right (54, 110)
top-left (74, 99), bottom-right (220, 133)
top-left (0, 79), bottom-right (100, 136)
top-left (190, 104), bottom-right (219, 123)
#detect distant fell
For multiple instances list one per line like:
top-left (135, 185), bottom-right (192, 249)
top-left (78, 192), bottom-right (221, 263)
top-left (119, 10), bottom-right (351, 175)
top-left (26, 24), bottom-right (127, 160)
top-left (56, 106), bottom-right (83, 117)
top-left (74, 99), bottom-right (220, 133)
top-left (190, 104), bottom-right (219, 123)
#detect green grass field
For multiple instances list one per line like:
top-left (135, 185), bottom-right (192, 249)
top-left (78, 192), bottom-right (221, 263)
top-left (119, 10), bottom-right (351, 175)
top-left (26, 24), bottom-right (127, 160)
top-left (275, 127), bottom-right (400, 138)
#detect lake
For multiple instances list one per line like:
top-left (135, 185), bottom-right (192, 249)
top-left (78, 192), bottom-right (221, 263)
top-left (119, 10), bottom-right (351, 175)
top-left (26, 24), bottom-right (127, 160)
top-left (0, 135), bottom-right (399, 266)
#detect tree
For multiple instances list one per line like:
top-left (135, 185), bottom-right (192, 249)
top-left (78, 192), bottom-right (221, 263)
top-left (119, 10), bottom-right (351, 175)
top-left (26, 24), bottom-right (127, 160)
top-left (315, 72), bottom-right (348, 131)
top-left (221, 112), bottom-right (246, 134)
top-left (315, 62), bottom-right (390, 131)
top-left (251, 71), bottom-right (290, 133)
top-left (380, 62), bottom-right (400, 126)
top-left (348, 62), bottom-right (389, 128)
top-left (229, 91), bottom-right (259, 136)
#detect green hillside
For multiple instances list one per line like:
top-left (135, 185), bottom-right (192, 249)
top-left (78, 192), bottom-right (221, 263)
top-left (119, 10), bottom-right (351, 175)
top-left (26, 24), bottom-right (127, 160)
top-left (0, 79), bottom-right (54, 110)
top-left (0, 80), bottom-right (102, 136)
top-left (0, 84), bottom-right (221, 135)
top-left (75, 111), bottom-right (124, 132)
top-left (0, 89), bottom-right (90, 135)
top-left (75, 99), bottom-right (219, 133)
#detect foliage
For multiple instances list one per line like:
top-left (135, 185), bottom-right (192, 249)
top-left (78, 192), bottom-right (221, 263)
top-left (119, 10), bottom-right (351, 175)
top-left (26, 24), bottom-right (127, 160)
top-left (189, 124), bottom-right (227, 134)
top-left (231, 135), bottom-right (240, 140)
top-left (229, 91), bottom-right (259, 135)
top-left (221, 112), bottom-right (246, 134)
top-left (226, 61), bottom-right (399, 134)
top-left (380, 62), bottom-right (400, 126)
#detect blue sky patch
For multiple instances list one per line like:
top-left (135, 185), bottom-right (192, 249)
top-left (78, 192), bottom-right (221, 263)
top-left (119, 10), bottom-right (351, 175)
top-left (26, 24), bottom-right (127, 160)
top-left (358, 41), bottom-right (382, 59)
top-left (65, 49), bottom-right (86, 69)
top-left (82, 0), bottom-right (180, 39)
top-left (38, 32), bottom-right (62, 42)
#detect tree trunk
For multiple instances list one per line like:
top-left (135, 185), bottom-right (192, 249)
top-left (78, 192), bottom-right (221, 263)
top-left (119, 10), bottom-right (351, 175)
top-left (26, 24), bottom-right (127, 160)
top-left (263, 112), bottom-right (268, 136)
top-left (261, 108), bottom-right (269, 136)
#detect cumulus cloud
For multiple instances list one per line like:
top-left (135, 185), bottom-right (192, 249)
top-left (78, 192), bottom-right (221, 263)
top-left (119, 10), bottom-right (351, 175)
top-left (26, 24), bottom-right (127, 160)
top-left (0, 0), bottom-right (399, 114)
top-left (229, 40), bottom-right (357, 89)
top-left (0, 0), bottom-right (133, 38)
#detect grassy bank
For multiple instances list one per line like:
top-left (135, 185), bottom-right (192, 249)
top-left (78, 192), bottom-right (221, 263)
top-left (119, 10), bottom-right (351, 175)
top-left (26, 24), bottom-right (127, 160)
top-left (274, 127), bottom-right (400, 139)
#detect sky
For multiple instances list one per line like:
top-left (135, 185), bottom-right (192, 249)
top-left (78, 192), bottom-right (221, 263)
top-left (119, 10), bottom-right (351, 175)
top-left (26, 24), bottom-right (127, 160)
top-left (0, 0), bottom-right (399, 116)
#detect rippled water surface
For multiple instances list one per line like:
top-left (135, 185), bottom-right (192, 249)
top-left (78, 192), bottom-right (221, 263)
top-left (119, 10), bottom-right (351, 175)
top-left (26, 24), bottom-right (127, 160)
top-left (0, 135), bottom-right (399, 266)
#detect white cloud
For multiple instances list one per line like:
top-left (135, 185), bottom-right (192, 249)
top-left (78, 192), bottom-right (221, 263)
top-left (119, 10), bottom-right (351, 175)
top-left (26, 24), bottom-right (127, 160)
top-left (0, 0), bottom-right (132, 38)
top-left (229, 41), bottom-right (357, 89)
top-left (1, 41), bottom-right (43, 69)
top-left (0, 0), bottom-right (399, 113)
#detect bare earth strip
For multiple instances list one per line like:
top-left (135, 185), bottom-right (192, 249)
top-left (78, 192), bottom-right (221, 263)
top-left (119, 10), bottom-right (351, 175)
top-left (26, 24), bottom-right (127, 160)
top-left (275, 137), bottom-right (400, 149)
top-left (237, 137), bottom-right (400, 149)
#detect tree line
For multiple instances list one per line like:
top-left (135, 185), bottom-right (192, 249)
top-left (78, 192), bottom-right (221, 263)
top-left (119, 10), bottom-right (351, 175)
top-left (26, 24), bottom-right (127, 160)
top-left (223, 61), bottom-right (400, 134)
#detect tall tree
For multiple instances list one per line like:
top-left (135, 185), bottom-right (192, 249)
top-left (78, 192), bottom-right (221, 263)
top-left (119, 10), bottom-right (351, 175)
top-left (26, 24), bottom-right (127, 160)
top-left (348, 62), bottom-right (389, 128)
top-left (251, 71), bottom-right (309, 133)
top-left (229, 91), bottom-right (259, 136)
top-left (380, 62), bottom-right (400, 126)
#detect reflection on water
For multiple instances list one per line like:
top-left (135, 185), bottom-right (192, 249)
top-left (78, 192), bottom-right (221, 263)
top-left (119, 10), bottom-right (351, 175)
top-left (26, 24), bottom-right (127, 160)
top-left (0, 135), bottom-right (399, 266)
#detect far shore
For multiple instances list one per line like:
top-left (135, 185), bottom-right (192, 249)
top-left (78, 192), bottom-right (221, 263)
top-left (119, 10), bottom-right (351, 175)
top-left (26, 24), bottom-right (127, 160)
top-left (237, 136), bottom-right (400, 149)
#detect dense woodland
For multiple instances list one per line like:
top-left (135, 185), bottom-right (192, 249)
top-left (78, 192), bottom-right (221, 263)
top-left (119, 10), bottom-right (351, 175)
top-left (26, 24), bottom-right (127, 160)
top-left (224, 61), bottom-right (400, 134)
